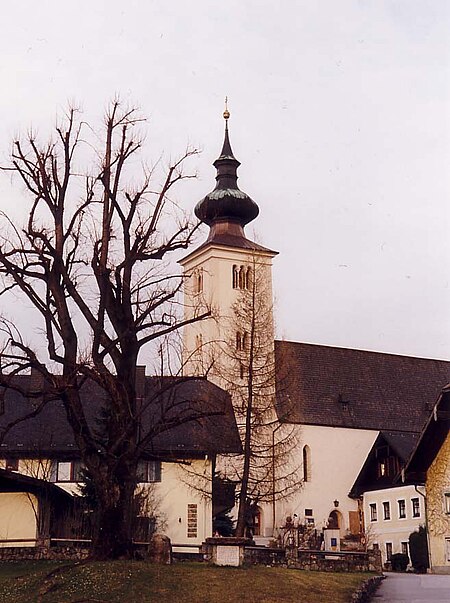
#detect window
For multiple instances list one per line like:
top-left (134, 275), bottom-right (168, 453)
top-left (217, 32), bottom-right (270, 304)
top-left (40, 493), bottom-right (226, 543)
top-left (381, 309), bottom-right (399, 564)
top-left (302, 445), bottom-right (311, 482)
top-left (187, 504), bottom-right (198, 538)
top-left (232, 265), bottom-right (239, 288)
top-left (56, 460), bottom-right (84, 482)
top-left (305, 508), bottom-right (313, 516)
top-left (236, 331), bottom-right (248, 351)
top-left (5, 458), bottom-right (18, 471)
top-left (398, 499), bottom-right (406, 519)
top-left (446, 538), bottom-right (450, 562)
top-left (232, 265), bottom-right (251, 290)
top-left (137, 460), bottom-right (162, 483)
top-left (370, 503), bottom-right (377, 522)
top-left (195, 334), bottom-right (203, 354)
top-left (195, 269), bottom-right (203, 294)
top-left (401, 542), bottom-right (408, 556)
top-left (445, 493), bottom-right (450, 515)
top-left (305, 509), bottom-right (314, 525)
top-left (411, 497), bottom-right (420, 518)
top-left (383, 501), bottom-right (391, 520)
top-left (386, 542), bottom-right (393, 561)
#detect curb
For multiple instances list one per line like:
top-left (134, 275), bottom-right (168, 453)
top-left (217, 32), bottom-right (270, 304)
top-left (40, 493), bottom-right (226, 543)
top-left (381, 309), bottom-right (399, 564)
top-left (350, 574), bottom-right (385, 603)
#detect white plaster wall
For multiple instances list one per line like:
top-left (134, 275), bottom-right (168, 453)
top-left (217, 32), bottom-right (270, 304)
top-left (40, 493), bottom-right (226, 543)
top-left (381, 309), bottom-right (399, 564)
top-left (363, 485), bottom-right (425, 564)
top-left (0, 492), bottom-right (38, 547)
top-left (152, 459), bottom-right (212, 550)
top-left (180, 244), bottom-right (275, 381)
top-left (274, 425), bottom-right (378, 536)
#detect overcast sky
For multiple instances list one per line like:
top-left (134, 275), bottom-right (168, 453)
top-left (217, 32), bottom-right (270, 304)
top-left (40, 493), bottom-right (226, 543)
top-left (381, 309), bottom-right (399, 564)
top-left (0, 1), bottom-right (449, 360)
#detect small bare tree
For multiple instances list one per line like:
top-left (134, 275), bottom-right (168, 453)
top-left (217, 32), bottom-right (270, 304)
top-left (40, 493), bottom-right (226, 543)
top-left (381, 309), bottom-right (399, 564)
top-left (0, 102), bottom-right (212, 559)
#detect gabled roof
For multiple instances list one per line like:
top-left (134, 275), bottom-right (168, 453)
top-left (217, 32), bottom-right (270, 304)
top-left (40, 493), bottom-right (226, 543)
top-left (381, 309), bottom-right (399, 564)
top-left (0, 376), bottom-right (242, 457)
top-left (403, 384), bottom-right (450, 483)
top-left (349, 430), bottom-right (419, 497)
top-left (275, 341), bottom-right (450, 432)
top-left (0, 467), bottom-right (72, 500)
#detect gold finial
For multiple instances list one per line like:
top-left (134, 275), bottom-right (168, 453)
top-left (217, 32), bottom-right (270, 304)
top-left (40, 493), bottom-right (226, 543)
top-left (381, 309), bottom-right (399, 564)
top-left (223, 96), bottom-right (230, 120)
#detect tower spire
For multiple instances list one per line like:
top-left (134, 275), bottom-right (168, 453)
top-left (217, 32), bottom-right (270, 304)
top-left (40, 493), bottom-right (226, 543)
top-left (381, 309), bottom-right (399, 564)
top-left (194, 100), bottom-right (259, 239)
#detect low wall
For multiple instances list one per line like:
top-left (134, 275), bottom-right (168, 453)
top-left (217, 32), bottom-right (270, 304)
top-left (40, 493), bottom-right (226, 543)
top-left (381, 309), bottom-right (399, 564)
top-left (244, 546), bottom-right (285, 566)
top-left (287, 548), bottom-right (382, 573)
top-left (0, 545), bottom-right (89, 561)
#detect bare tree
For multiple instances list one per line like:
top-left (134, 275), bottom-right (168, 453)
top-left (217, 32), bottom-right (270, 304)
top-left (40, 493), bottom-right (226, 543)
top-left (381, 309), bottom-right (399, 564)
top-left (0, 102), bottom-right (212, 559)
top-left (216, 253), bottom-right (301, 538)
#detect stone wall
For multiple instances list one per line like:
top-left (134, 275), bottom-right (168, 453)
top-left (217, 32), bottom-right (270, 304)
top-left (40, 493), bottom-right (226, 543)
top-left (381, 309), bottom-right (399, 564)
top-left (244, 546), bottom-right (286, 566)
top-left (0, 545), bottom-right (89, 561)
top-left (287, 548), bottom-right (382, 573)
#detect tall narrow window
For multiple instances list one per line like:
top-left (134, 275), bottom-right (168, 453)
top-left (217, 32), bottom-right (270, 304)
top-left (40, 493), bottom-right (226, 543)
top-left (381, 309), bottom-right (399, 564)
top-left (302, 445), bottom-right (311, 482)
top-left (411, 497), bottom-right (420, 518)
top-left (398, 499), bottom-right (406, 519)
top-left (369, 503), bottom-right (377, 522)
top-left (187, 504), bottom-right (198, 538)
top-left (445, 493), bottom-right (450, 515)
top-left (238, 266), bottom-right (245, 289)
top-left (383, 501), bottom-right (391, 520)
top-left (236, 332), bottom-right (242, 351)
top-left (195, 269), bottom-right (203, 294)
top-left (245, 267), bottom-right (252, 290)
top-left (232, 265), bottom-right (239, 289)
top-left (386, 542), bottom-right (393, 561)
top-left (195, 334), bottom-right (203, 353)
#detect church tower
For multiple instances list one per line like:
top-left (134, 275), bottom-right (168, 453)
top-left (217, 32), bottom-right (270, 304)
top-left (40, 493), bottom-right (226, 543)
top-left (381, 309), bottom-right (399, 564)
top-left (180, 105), bottom-right (277, 384)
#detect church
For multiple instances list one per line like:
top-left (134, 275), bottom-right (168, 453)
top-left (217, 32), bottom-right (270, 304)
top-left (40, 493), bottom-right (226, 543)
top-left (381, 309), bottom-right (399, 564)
top-left (0, 108), bottom-right (448, 568)
top-left (179, 107), bottom-right (450, 565)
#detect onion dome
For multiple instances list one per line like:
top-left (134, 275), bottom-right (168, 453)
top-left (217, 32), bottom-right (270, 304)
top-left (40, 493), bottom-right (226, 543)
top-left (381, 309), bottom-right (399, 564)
top-left (194, 104), bottom-right (259, 233)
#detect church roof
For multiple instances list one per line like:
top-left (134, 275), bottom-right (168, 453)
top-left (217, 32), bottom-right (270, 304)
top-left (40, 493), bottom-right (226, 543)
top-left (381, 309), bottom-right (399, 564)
top-left (0, 376), bottom-right (242, 457)
top-left (275, 340), bottom-right (450, 432)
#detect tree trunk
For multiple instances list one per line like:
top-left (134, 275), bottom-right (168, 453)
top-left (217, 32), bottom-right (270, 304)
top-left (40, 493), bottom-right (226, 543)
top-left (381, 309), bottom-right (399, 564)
top-left (91, 468), bottom-right (137, 559)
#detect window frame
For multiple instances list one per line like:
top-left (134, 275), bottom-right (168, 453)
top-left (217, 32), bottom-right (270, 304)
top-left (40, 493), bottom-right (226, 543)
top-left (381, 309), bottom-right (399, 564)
top-left (137, 460), bottom-right (162, 483)
top-left (383, 501), bottom-right (391, 521)
top-left (411, 497), bottom-right (420, 518)
top-left (385, 542), bottom-right (393, 561)
top-left (55, 460), bottom-right (84, 483)
top-left (369, 503), bottom-right (378, 522)
top-left (398, 499), bottom-right (406, 519)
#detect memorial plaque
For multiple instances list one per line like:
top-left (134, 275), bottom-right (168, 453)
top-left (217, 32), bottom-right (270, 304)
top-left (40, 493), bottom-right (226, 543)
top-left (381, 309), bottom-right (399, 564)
top-left (216, 545), bottom-right (240, 566)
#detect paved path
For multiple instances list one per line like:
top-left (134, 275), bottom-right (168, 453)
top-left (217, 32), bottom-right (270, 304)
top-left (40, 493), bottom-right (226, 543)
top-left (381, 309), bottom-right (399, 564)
top-left (373, 573), bottom-right (450, 602)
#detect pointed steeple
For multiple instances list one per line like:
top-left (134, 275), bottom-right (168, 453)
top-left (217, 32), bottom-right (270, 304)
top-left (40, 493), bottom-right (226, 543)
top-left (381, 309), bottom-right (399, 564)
top-left (195, 101), bottom-right (259, 240)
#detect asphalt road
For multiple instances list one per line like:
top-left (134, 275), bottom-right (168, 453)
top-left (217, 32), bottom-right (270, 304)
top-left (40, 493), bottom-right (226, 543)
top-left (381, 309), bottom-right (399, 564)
top-left (373, 573), bottom-right (450, 602)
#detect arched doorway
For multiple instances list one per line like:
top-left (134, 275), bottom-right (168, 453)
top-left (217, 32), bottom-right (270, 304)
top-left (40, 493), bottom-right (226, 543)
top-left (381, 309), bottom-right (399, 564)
top-left (253, 506), bottom-right (262, 536)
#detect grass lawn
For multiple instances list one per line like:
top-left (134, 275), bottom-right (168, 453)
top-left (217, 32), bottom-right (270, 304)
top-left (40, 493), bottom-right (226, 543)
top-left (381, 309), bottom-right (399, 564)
top-left (0, 561), bottom-right (373, 603)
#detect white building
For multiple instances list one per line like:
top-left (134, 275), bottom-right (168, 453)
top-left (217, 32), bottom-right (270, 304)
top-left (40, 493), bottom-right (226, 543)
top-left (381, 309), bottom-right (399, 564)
top-left (181, 110), bottom-right (450, 545)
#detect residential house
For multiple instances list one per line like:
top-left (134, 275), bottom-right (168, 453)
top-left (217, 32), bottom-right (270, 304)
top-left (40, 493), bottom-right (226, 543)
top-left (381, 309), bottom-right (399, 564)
top-left (404, 385), bottom-right (450, 573)
top-left (0, 371), bottom-right (241, 551)
top-left (349, 431), bottom-right (425, 565)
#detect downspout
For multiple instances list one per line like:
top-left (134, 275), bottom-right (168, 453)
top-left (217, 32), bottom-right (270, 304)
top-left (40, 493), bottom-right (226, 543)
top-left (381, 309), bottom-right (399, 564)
top-left (414, 484), bottom-right (431, 572)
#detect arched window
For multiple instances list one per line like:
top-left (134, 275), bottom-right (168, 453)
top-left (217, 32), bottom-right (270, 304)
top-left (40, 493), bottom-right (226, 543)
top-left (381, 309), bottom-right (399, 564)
top-left (232, 265), bottom-right (239, 288)
top-left (196, 269), bottom-right (203, 294)
top-left (236, 332), bottom-right (242, 351)
top-left (245, 267), bottom-right (252, 290)
top-left (195, 333), bottom-right (203, 351)
top-left (242, 331), bottom-right (248, 350)
top-left (238, 266), bottom-right (245, 289)
top-left (303, 445), bottom-right (311, 482)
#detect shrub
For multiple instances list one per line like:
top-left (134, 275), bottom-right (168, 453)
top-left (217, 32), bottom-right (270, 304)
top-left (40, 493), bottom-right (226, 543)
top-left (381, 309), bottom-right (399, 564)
top-left (390, 553), bottom-right (409, 572)
top-left (409, 526), bottom-right (429, 573)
